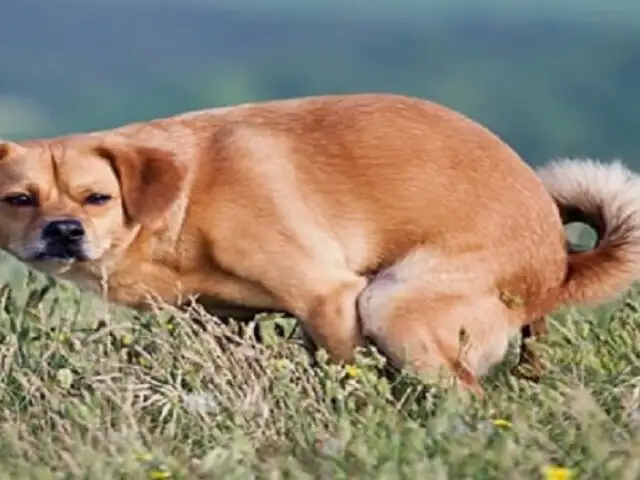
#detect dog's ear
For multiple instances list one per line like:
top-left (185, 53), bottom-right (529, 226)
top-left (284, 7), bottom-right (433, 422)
top-left (0, 141), bottom-right (25, 162)
top-left (95, 142), bottom-right (186, 228)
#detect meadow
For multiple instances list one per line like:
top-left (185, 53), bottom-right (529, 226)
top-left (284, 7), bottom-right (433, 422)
top-left (0, 255), bottom-right (638, 479)
top-left (3, 0), bottom-right (640, 477)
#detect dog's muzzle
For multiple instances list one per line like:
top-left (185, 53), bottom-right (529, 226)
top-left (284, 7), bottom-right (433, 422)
top-left (37, 218), bottom-right (90, 261)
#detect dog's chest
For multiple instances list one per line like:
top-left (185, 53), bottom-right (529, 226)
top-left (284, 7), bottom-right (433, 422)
top-left (55, 267), bottom-right (107, 299)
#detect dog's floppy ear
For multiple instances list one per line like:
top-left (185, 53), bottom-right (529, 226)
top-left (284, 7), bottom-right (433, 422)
top-left (0, 141), bottom-right (25, 162)
top-left (95, 142), bottom-right (186, 228)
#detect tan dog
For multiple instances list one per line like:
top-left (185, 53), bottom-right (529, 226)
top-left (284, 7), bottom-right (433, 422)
top-left (0, 93), bottom-right (639, 394)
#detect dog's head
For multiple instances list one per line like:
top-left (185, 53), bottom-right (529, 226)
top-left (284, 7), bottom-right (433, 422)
top-left (0, 139), bottom-right (185, 266)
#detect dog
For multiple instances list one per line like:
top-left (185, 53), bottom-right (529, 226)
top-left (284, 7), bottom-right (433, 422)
top-left (1, 93), bottom-right (639, 395)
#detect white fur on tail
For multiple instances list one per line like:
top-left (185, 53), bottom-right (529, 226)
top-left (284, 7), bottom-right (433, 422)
top-left (537, 158), bottom-right (640, 306)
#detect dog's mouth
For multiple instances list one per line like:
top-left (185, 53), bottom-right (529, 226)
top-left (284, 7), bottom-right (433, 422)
top-left (31, 242), bottom-right (91, 263)
top-left (33, 253), bottom-right (90, 262)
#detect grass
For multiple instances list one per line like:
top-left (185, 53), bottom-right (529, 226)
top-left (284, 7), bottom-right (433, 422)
top-left (0, 265), bottom-right (639, 478)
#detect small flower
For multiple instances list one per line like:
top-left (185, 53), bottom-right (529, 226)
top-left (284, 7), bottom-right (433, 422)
top-left (344, 365), bottom-right (361, 378)
top-left (491, 419), bottom-right (512, 428)
top-left (542, 466), bottom-right (574, 480)
top-left (122, 335), bottom-right (133, 346)
top-left (138, 357), bottom-right (150, 367)
top-left (148, 470), bottom-right (171, 480)
top-left (56, 368), bottom-right (74, 389)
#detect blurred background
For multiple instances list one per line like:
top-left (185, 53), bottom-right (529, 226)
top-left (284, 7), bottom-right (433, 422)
top-left (2, 0), bottom-right (639, 168)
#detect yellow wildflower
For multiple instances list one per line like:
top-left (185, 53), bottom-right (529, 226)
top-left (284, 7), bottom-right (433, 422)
top-left (122, 335), bottom-right (133, 346)
top-left (491, 419), bottom-right (512, 428)
top-left (148, 469), bottom-right (171, 479)
top-left (542, 466), bottom-right (574, 480)
top-left (344, 365), bottom-right (361, 378)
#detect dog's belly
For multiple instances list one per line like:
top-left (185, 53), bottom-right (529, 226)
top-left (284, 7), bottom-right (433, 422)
top-left (192, 294), bottom-right (289, 321)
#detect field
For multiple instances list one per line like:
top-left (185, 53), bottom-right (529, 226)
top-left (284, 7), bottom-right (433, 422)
top-left (0, 258), bottom-right (638, 479)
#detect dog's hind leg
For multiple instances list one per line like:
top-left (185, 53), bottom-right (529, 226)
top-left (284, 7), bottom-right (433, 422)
top-left (357, 249), bottom-right (520, 396)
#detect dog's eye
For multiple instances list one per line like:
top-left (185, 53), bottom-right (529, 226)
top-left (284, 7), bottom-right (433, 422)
top-left (84, 193), bottom-right (112, 206)
top-left (2, 193), bottom-right (37, 207)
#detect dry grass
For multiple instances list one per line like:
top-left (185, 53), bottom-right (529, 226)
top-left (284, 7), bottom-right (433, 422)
top-left (0, 266), bottom-right (639, 479)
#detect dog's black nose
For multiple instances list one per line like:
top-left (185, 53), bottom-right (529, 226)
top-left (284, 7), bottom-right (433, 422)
top-left (42, 219), bottom-right (85, 242)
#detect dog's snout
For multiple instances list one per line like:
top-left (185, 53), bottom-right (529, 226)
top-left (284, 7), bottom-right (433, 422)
top-left (36, 218), bottom-right (89, 261)
top-left (42, 219), bottom-right (85, 242)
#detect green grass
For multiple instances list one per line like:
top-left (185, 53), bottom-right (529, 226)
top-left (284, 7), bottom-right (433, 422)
top-left (0, 265), bottom-right (639, 479)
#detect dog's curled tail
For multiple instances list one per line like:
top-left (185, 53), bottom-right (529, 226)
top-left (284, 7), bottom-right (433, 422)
top-left (537, 158), bottom-right (640, 308)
